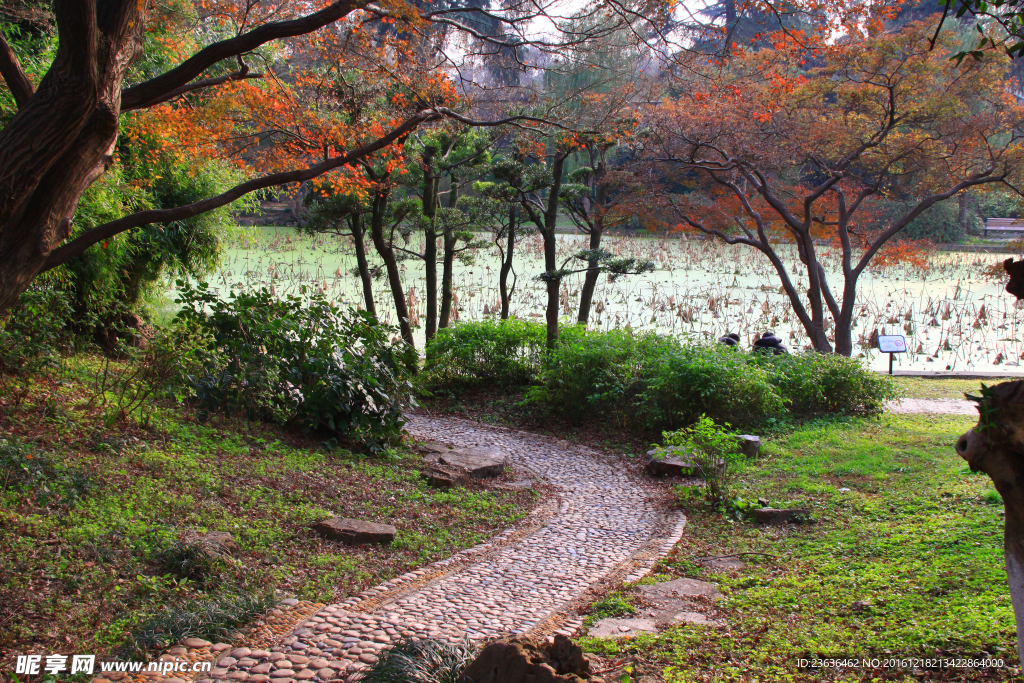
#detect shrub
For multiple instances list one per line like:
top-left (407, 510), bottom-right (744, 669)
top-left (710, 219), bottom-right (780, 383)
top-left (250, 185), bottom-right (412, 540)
top-left (364, 638), bottom-right (477, 683)
top-left (754, 352), bottom-right (898, 416)
top-left (635, 343), bottom-right (784, 430)
top-left (0, 288), bottom-right (72, 378)
top-left (176, 282), bottom-right (413, 452)
top-left (529, 329), bottom-right (783, 430)
top-left (422, 318), bottom-right (546, 389)
top-left (422, 323), bottom-right (892, 431)
top-left (661, 416), bottom-right (743, 502)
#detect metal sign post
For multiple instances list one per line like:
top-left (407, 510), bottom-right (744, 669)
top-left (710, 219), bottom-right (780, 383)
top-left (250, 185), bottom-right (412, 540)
top-left (877, 335), bottom-right (907, 375)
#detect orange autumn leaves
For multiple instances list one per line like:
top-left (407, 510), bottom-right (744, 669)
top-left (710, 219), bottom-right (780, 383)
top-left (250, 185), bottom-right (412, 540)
top-left (652, 17), bottom-right (1024, 267)
top-left (124, 0), bottom-right (457, 196)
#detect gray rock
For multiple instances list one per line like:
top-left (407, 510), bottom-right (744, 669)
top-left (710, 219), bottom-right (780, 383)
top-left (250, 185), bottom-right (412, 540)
top-left (439, 447), bottom-right (507, 478)
top-left (587, 617), bottom-right (659, 638)
top-left (697, 555), bottom-right (745, 570)
top-left (753, 507), bottom-right (812, 525)
top-left (312, 517), bottom-right (396, 544)
top-left (420, 469), bottom-right (455, 489)
top-left (736, 435), bottom-right (762, 458)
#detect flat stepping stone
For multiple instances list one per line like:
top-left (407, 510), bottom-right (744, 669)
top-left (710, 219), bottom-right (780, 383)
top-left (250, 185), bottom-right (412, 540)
top-left (753, 507), bottom-right (812, 525)
top-left (420, 468), bottom-right (456, 489)
top-left (672, 611), bottom-right (726, 627)
top-left (639, 578), bottom-right (724, 602)
top-left (311, 517), bottom-right (396, 544)
top-left (439, 447), bottom-right (507, 478)
top-left (587, 617), bottom-right (659, 638)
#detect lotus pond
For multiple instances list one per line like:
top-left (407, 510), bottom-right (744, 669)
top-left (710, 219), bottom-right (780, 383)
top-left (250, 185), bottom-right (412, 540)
top-left (163, 226), bottom-right (1024, 373)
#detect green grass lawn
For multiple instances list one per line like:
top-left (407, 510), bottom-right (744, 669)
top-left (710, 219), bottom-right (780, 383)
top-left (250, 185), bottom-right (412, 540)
top-left (0, 355), bottom-right (536, 666)
top-left (581, 414), bottom-right (1017, 682)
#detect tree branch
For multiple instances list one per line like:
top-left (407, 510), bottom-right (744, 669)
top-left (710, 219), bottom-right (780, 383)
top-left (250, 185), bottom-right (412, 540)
top-left (120, 0), bottom-right (366, 111)
top-left (0, 32), bottom-right (33, 108)
top-left (43, 110), bottom-right (437, 271)
top-left (122, 68), bottom-right (264, 111)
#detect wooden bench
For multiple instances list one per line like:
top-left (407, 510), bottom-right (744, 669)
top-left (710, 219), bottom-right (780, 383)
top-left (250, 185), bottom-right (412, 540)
top-left (985, 218), bottom-right (1024, 237)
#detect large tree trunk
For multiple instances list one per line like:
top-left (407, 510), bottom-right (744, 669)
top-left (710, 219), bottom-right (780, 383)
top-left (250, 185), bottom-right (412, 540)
top-left (0, 1), bottom-right (145, 313)
top-left (956, 380), bottom-right (1024, 667)
top-left (499, 207), bottom-right (517, 320)
top-left (577, 222), bottom-right (603, 325)
top-left (368, 191), bottom-right (414, 352)
top-left (350, 213), bottom-right (376, 317)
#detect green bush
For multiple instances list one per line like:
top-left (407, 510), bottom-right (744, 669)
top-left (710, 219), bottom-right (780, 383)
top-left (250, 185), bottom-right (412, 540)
top-left (425, 321), bottom-right (892, 430)
top-left (528, 328), bottom-right (784, 430)
top-left (0, 288), bottom-right (72, 377)
top-left (661, 416), bottom-right (743, 502)
top-left (755, 351), bottom-right (898, 417)
top-left (636, 342), bottom-right (783, 430)
top-left (422, 318), bottom-right (546, 389)
top-left (176, 282), bottom-right (413, 452)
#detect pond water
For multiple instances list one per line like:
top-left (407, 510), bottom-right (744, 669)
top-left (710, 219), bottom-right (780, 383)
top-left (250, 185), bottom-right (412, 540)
top-left (165, 225), bottom-right (1024, 373)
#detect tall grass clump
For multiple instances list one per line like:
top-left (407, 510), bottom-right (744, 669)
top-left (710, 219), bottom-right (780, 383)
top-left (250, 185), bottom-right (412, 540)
top-left (119, 590), bottom-right (276, 660)
top-left (422, 318), bottom-right (546, 389)
top-left (363, 638), bottom-right (477, 683)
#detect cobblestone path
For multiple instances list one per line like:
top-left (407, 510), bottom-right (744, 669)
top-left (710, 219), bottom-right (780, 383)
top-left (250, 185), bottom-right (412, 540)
top-left (199, 414), bottom-right (686, 682)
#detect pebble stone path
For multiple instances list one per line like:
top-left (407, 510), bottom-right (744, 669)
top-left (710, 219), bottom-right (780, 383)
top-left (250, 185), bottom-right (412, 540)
top-left (182, 414), bottom-right (686, 683)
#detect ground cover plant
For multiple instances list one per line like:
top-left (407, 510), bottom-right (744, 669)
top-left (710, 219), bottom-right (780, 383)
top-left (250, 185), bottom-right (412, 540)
top-left (579, 414), bottom-right (1017, 682)
top-left (0, 355), bottom-right (536, 668)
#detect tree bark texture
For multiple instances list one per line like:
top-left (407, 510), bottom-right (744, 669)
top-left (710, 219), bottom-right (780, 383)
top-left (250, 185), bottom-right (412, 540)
top-left (0, 0), bottom-right (373, 314)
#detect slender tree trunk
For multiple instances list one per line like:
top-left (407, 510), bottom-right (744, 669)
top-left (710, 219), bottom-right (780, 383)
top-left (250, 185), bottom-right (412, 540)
top-left (368, 191), bottom-right (414, 352)
top-left (577, 222), bottom-right (603, 325)
top-left (439, 176), bottom-right (458, 329)
top-left (421, 168), bottom-right (440, 342)
top-left (958, 192), bottom-right (972, 240)
top-left (541, 153), bottom-right (568, 348)
top-left (350, 213), bottom-right (376, 317)
top-left (499, 207), bottom-right (516, 320)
